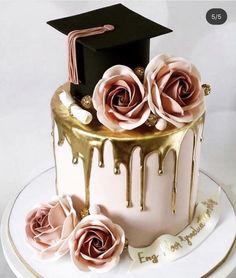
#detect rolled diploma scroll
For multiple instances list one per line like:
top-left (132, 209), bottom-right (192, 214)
top-left (59, 91), bottom-right (92, 125)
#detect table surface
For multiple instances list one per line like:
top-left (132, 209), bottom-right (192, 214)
top-left (1, 1), bottom-right (236, 277)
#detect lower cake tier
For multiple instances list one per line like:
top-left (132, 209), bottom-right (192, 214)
top-left (51, 83), bottom-right (204, 247)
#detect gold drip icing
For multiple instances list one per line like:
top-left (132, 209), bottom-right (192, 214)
top-left (172, 150), bottom-right (179, 214)
top-left (188, 115), bottom-right (205, 221)
top-left (158, 152), bottom-right (164, 175)
top-left (51, 83), bottom-right (205, 214)
top-left (188, 133), bottom-right (197, 221)
top-left (140, 153), bottom-right (146, 211)
top-left (200, 117), bottom-right (205, 142)
top-left (52, 121), bottom-right (59, 195)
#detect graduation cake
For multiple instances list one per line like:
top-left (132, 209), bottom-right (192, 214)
top-left (25, 4), bottom-right (208, 273)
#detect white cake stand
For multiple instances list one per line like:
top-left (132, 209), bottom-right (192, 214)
top-left (1, 168), bottom-right (236, 278)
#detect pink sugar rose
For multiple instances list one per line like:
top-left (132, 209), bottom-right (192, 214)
top-left (25, 195), bottom-right (79, 260)
top-left (145, 54), bottom-right (205, 130)
top-left (92, 65), bottom-right (150, 131)
top-left (70, 206), bottom-right (125, 273)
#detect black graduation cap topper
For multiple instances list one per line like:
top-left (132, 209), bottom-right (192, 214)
top-left (47, 3), bottom-right (172, 99)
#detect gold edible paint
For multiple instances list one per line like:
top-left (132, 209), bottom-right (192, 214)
top-left (188, 118), bottom-right (204, 221)
top-left (51, 83), bottom-right (204, 214)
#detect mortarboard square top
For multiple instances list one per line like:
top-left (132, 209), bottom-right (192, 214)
top-left (47, 3), bottom-right (172, 51)
top-left (47, 4), bottom-right (172, 98)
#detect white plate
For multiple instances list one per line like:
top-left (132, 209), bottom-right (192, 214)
top-left (1, 168), bottom-right (236, 278)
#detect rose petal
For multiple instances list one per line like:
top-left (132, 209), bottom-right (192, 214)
top-left (26, 225), bottom-right (49, 251)
top-left (26, 209), bottom-right (37, 223)
top-left (161, 93), bottom-right (184, 116)
top-left (61, 213), bottom-right (78, 239)
top-left (157, 69), bottom-right (173, 91)
top-left (39, 238), bottom-right (70, 260)
top-left (48, 203), bottom-right (66, 228)
top-left (96, 105), bottom-right (122, 131)
top-left (144, 53), bottom-right (171, 80)
top-left (118, 104), bottom-right (150, 130)
top-left (88, 256), bottom-right (120, 273)
top-left (34, 226), bottom-right (62, 244)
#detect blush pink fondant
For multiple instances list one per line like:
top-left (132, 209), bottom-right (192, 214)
top-left (53, 124), bottom-right (202, 247)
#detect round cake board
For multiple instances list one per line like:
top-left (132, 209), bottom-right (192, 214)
top-left (1, 168), bottom-right (236, 278)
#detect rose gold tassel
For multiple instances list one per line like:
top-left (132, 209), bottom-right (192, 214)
top-left (68, 24), bottom-right (115, 84)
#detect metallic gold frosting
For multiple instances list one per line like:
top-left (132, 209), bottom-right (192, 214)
top-left (51, 83), bottom-right (205, 219)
